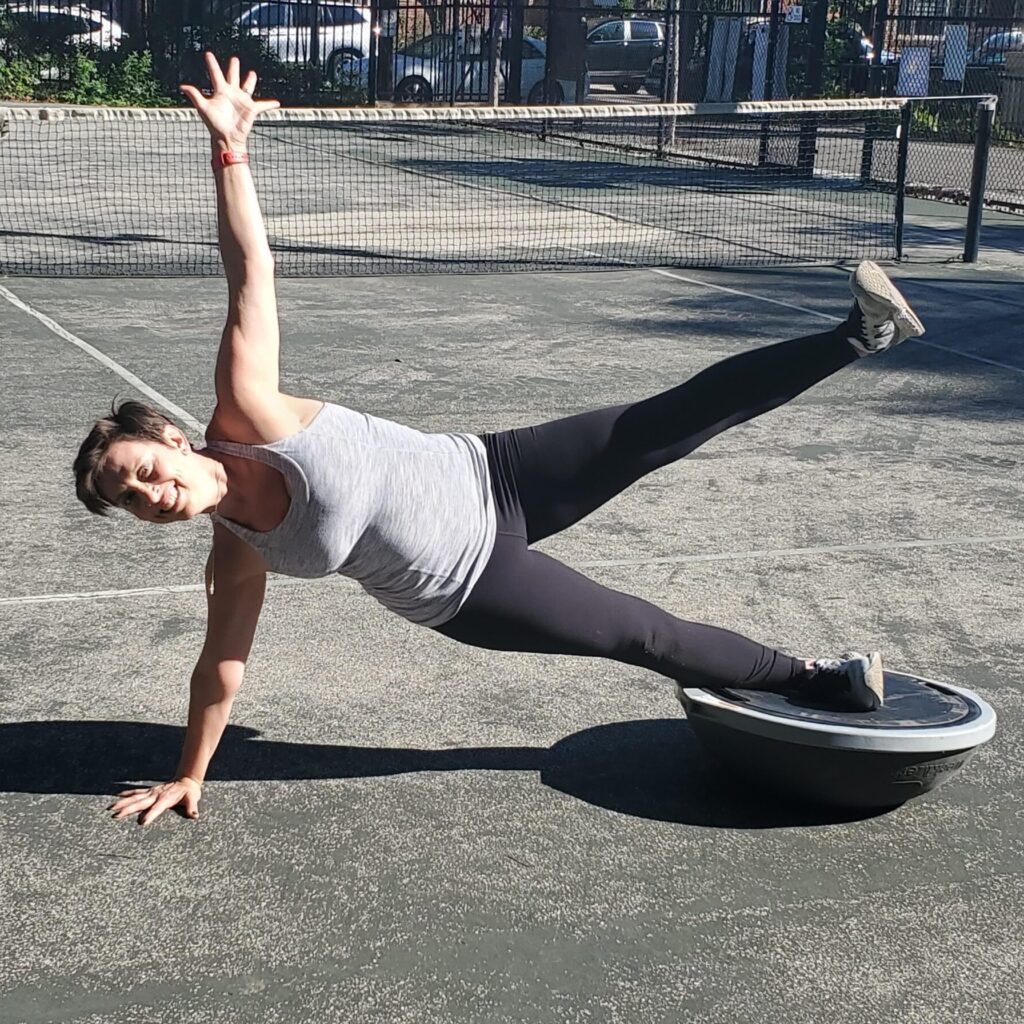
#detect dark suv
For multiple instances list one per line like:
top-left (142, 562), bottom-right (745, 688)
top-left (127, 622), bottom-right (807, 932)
top-left (586, 18), bottom-right (665, 93)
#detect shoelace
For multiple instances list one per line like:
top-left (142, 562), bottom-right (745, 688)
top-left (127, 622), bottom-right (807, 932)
top-left (812, 658), bottom-right (846, 675)
top-left (859, 314), bottom-right (895, 349)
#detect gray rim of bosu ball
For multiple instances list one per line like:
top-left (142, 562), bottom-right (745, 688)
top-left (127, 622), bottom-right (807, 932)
top-left (675, 673), bottom-right (996, 753)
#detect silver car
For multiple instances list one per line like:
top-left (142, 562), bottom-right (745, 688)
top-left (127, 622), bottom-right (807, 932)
top-left (348, 34), bottom-right (553, 104)
top-left (235, 1), bottom-right (372, 83)
top-left (4, 3), bottom-right (125, 50)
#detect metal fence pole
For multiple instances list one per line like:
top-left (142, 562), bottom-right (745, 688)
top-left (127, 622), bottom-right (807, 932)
top-left (664, 0), bottom-right (680, 104)
top-left (450, 0), bottom-right (463, 106)
top-left (869, 2), bottom-right (887, 98)
top-left (368, 0), bottom-right (379, 105)
top-left (893, 101), bottom-right (913, 259)
top-left (488, 0), bottom-right (502, 107)
top-left (964, 97), bottom-right (996, 264)
top-left (758, 0), bottom-right (781, 167)
top-left (797, 0), bottom-right (828, 180)
top-left (506, 0), bottom-right (524, 104)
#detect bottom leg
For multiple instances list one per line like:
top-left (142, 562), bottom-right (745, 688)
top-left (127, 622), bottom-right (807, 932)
top-left (436, 535), bottom-right (807, 692)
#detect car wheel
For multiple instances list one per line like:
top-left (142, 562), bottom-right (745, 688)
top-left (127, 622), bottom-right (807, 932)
top-left (327, 49), bottom-right (362, 88)
top-left (395, 76), bottom-right (432, 103)
top-left (613, 81), bottom-right (642, 94)
top-left (527, 80), bottom-right (564, 105)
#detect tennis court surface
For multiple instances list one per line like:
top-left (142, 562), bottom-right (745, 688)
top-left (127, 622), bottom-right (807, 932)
top-left (2, 100), bottom-right (1024, 1024)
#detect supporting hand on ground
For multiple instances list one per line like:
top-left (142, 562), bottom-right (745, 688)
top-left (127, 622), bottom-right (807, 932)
top-left (108, 777), bottom-right (202, 826)
top-left (180, 52), bottom-right (280, 151)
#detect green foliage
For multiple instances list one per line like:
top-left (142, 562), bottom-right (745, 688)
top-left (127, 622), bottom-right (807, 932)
top-left (58, 52), bottom-right (111, 103)
top-left (1, 46), bottom-right (175, 105)
top-left (911, 105), bottom-right (941, 135)
top-left (106, 50), bottom-right (173, 107)
top-left (908, 102), bottom-right (1024, 147)
top-left (325, 61), bottom-right (368, 105)
top-left (0, 54), bottom-right (43, 100)
top-left (169, 22), bottom-right (285, 94)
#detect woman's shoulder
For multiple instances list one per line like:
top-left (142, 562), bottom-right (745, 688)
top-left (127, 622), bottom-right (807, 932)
top-left (205, 394), bottom-right (325, 446)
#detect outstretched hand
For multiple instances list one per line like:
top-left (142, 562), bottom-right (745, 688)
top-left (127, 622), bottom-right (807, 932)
top-left (109, 777), bottom-right (202, 827)
top-left (180, 52), bottom-right (280, 150)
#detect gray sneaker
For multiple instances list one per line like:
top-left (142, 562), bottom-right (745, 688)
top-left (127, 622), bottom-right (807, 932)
top-left (807, 651), bottom-right (885, 712)
top-left (846, 261), bottom-right (925, 356)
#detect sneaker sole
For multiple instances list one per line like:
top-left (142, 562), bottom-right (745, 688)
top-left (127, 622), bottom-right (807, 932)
top-left (850, 261), bottom-right (925, 340)
top-left (864, 651), bottom-right (885, 708)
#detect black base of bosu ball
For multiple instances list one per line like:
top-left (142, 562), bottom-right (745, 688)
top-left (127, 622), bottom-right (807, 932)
top-left (676, 671), bottom-right (996, 809)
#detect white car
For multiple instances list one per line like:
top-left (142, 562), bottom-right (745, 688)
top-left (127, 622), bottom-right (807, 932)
top-left (4, 3), bottom-right (125, 50)
top-left (970, 30), bottom-right (1024, 66)
top-left (235, 2), bottom-right (372, 82)
top-left (346, 35), bottom-right (560, 104)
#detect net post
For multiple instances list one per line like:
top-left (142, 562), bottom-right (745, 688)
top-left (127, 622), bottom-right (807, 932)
top-left (893, 101), bottom-right (913, 259)
top-left (964, 97), bottom-right (996, 264)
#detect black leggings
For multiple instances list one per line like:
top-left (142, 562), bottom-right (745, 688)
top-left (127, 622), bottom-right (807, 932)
top-left (434, 321), bottom-right (859, 691)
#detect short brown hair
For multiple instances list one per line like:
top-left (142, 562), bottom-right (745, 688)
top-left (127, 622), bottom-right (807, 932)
top-left (74, 399), bottom-right (181, 516)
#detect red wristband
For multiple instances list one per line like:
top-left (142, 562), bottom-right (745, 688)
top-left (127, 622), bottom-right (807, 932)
top-left (212, 150), bottom-right (249, 170)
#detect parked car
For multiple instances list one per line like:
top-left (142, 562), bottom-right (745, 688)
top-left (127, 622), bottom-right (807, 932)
top-left (843, 30), bottom-right (897, 66)
top-left (643, 22), bottom-right (894, 99)
top-left (970, 30), bottom-right (1024, 66)
top-left (235, 1), bottom-right (372, 81)
top-left (644, 55), bottom-right (665, 97)
top-left (2, 3), bottom-right (125, 50)
top-left (586, 18), bottom-right (665, 93)
top-left (346, 34), bottom-right (556, 104)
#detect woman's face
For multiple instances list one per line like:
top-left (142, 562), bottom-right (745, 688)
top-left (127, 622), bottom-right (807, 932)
top-left (97, 429), bottom-right (212, 524)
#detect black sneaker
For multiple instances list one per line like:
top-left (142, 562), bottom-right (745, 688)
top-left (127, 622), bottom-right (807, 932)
top-left (806, 651), bottom-right (885, 712)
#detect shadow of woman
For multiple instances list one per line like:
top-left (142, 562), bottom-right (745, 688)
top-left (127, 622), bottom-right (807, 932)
top-left (0, 717), bottom-right (887, 829)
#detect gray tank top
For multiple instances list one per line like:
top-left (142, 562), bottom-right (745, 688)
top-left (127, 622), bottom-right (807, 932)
top-left (206, 402), bottom-right (496, 627)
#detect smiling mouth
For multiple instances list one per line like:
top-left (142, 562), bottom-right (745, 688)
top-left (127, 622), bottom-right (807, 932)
top-left (159, 484), bottom-right (182, 516)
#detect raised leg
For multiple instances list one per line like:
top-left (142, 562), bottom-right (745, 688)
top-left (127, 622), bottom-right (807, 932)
top-left (496, 322), bottom-right (858, 545)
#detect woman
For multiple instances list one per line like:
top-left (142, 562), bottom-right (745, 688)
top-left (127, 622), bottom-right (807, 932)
top-left (77, 55), bottom-right (924, 826)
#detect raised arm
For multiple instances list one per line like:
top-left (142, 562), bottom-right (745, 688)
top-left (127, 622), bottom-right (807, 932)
top-left (181, 53), bottom-right (283, 411)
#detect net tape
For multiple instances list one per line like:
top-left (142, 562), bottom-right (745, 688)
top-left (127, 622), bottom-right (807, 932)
top-left (0, 96), bottom-right (912, 125)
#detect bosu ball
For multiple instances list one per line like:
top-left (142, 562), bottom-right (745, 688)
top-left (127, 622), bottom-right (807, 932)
top-left (676, 670), bottom-right (996, 809)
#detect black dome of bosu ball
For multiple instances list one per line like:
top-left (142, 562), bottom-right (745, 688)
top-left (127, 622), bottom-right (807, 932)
top-left (676, 671), bottom-right (996, 809)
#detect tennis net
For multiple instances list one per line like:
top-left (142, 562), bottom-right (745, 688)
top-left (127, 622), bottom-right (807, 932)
top-left (0, 98), bottom-right (909, 277)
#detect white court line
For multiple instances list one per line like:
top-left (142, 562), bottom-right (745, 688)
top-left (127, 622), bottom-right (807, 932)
top-left (0, 283), bottom-right (204, 433)
top-left (0, 575), bottom-right (316, 608)
top-left (0, 583), bottom-right (210, 607)
top-left (4, 533), bottom-right (1023, 607)
top-left (647, 266), bottom-right (1024, 377)
top-left (576, 533), bottom-right (1024, 570)
top-left (647, 267), bottom-right (844, 324)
